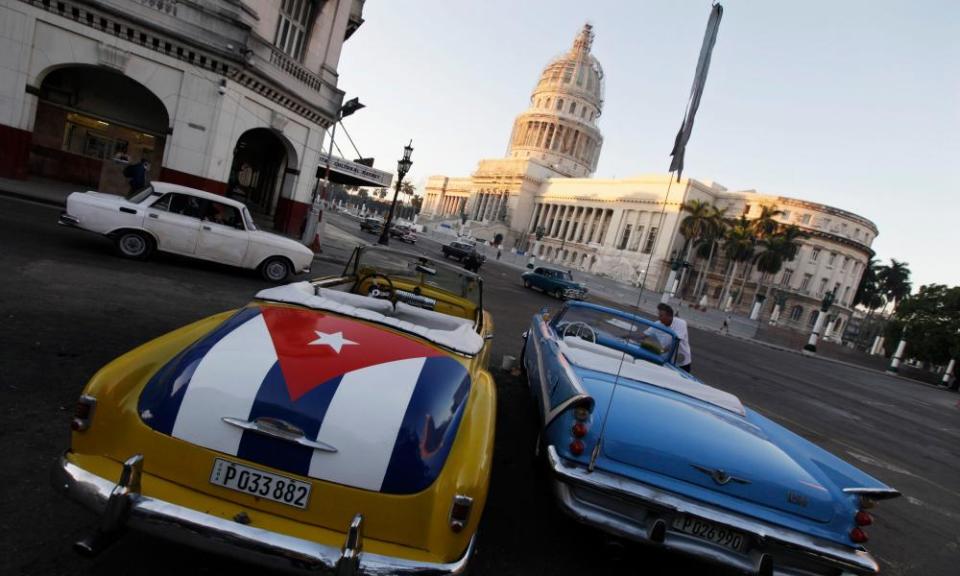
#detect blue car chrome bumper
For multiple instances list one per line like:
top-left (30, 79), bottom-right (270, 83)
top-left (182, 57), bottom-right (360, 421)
top-left (546, 446), bottom-right (879, 576)
top-left (52, 453), bottom-right (474, 576)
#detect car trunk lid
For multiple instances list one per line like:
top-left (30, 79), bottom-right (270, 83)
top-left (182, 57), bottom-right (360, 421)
top-left (600, 383), bottom-right (836, 523)
top-left (134, 304), bottom-right (472, 534)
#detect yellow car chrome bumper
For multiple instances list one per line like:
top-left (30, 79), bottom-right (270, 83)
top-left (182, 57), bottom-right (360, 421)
top-left (52, 453), bottom-right (474, 575)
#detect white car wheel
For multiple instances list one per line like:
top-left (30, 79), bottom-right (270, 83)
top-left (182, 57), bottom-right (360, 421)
top-left (115, 231), bottom-right (153, 260)
top-left (261, 257), bottom-right (291, 283)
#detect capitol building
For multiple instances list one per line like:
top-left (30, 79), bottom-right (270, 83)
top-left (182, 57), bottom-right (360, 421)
top-left (422, 25), bottom-right (877, 338)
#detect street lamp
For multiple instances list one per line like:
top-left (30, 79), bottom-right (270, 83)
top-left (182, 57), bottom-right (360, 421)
top-left (378, 140), bottom-right (414, 245)
top-left (301, 97), bottom-right (365, 248)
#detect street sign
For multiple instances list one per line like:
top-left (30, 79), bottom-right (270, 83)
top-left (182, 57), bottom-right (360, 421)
top-left (317, 153), bottom-right (393, 188)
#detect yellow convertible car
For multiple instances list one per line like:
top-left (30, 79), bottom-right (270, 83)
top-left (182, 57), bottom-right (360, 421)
top-left (53, 245), bottom-right (496, 575)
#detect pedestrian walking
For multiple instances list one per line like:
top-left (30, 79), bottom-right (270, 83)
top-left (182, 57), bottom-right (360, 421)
top-left (720, 315), bottom-right (730, 335)
top-left (123, 158), bottom-right (150, 194)
top-left (496, 247), bottom-right (502, 260)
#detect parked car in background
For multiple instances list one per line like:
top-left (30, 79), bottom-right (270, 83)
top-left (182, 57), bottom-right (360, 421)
top-left (54, 245), bottom-right (496, 574)
top-left (442, 240), bottom-right (486, 265)
top-left (398, 229), bottom-right (418, 244)
top-left (520, 300), bottom-right (900, 576)
top-left (522, 266), bottom-right (588, 300)
top-left (360, 216), bottom-right (384, 234)
top-left (58, 182), bottom-right (313, 282)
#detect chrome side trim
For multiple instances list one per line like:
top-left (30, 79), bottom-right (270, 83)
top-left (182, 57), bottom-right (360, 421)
top-left (58, 213), bottom-right (80, 227)
top-left (53, 454), bottom-right (474, 576)
top-left (841, 487), bottom-right (901, 500)
top-left (530, 316), bottom-right (595, 429)
top-left (222, 416), bottom-right (338, 453)
top-left (546, 446), bottom-right (881, 575)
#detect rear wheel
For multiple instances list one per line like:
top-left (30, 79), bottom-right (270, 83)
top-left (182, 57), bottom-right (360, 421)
top-left (523, 279), bottom-right (532, 289)
top-left (260, 257), bottom-right (291, 283)
top-left (553, 288), bottom-right (565, 300)
top-left (114, 231), bottom-right (153, 260)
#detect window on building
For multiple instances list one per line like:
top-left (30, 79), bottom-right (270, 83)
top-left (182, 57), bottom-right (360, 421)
top-left (841, 257), bottom-right (850, 271)
top-left (545, 97), bottom-right (552, 109)
top-left (817, 277), bottom-right (828, 296)
top-left (843, 285), bottom-right (851, 304)
top-left (580, 107), bottom-right (586, 118)
top-left (568, 101), bottom-right (576, 114)
top-left (556, 98), bottom-right (564, 110)
top-left (743, 204), bottom-right (751, 216)
top-left (790, 305), bottom-right (803, 321)
top-left (274, 0), bottom-right (313, 60)
top-left (801, 214), bottom-right (811, 224)
top-left (618, 224), bottom-right (632, 250)
top-left (827, 252), bottom-right (837, 267)
top-left (563, 65), bottom-right (573, 83)
top-left (781, 210), bottom-right (791, 220)
top-left (800, 273), bottom-right (812, 292)
top-left (833, 282), bottom-right (841, 295)
top-left (576, 64), bottom-right (585, 86)
top-left (642, 227), bottom-right (658, 254)
top-left (780, 268), bottom-right (794, 287)
top-left (809, 310), bottom-right (819, 327)
top-left (854, 227), bottom-right (860, 238)
top-left (810, 247), bottom-right (821, 262)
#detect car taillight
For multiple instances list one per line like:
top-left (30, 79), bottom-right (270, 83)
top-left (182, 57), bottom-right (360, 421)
top-left (569, 439), bottom-right (585, 455)
top-left (572, 422), bottom-right (587, 438)
top-left (449, 495), bottom-right (473, 533)
top-left (71, 395), bottom-right (97, 432)
top-left (850, 526), bottom-right (868, 543)
top-left (855, 511), bottom-right (873, 526)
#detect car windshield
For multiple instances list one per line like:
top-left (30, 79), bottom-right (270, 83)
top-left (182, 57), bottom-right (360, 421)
top-left (345, 246), bottom-right (482, 309)
top-left (553, 305), bottom-right (679, 365)
top-left (550, 270), bottom-right (574, 281)
top-left (126, 186), bottom-right (158, 204)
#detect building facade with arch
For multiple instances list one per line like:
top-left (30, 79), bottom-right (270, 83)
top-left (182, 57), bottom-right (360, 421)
top-left (0, 0), bottom-right (366, 233)
top-left (423, 24), bottom-right (877, 336)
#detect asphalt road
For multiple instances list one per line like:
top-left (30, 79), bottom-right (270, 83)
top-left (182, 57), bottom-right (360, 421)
top-left (1, 198), bottom-right (957, 575)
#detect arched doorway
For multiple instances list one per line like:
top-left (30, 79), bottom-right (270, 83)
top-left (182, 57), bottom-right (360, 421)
top-left (228, 128), bottom-right (297, 230)
top-left (30, 65), bottom-right (169, 194)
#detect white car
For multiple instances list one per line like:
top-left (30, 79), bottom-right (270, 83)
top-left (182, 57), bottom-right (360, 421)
top-left (58, 182), bottom-right (314, 282)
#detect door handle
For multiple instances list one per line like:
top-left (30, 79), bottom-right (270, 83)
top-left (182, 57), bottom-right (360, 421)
top-left (148, 213), bottom-right (158, 219)
top-left (202, 225), bottom-right (212, 231)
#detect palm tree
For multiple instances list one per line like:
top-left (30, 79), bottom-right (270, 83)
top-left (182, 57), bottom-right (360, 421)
top-left (853, 258), bottom-right (886, 348)
top-left (676, 200), bottom-right (714, 297)
top-left (718, 217), bottom-right (755, 310)
top-left (877, 259), bottom-right (912, 310)
top-left (752, 225), bottom-right (807, 315)
top-left (736, 204), bottom-right (785, 307)
top-left (691, 205), bottom-right (729, 300)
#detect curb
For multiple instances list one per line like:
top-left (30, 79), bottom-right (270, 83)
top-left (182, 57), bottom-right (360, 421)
top-left (0, 188), bottom-right (67, 208)
top-left (722, 331), bottom-right (950, 391)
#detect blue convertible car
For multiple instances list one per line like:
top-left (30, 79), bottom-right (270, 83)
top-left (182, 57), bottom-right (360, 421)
top-left (521, 301), bottom-right (899, 576)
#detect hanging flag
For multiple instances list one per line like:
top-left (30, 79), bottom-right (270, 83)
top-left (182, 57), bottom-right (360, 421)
top-left (669, 3), bottom-right (724, 180)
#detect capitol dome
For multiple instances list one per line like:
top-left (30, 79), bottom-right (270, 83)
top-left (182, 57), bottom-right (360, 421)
top-left (507, 24), bottom-right (605, 177)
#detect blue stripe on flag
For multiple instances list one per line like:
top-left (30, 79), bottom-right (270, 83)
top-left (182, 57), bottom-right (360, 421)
top-left (138, 307), bottom-right (263, 435)
top-left (380, 356), bottom-right (471, 494)
top-left (236, 365), bottom-right (342, 477)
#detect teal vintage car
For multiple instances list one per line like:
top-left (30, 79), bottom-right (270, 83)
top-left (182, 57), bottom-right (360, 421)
top-left (521, 266), bottom-right (588, 300)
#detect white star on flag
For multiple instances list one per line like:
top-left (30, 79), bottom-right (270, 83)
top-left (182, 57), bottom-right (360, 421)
top-left (308, 331), bottom-right (358, 353)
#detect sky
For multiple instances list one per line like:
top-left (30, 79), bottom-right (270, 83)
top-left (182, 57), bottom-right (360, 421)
top-left (336, 0), bottom-right (960, 289)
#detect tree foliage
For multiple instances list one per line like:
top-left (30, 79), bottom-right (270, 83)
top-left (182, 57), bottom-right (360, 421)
top-left (884, 284), bottom-right (960, 364)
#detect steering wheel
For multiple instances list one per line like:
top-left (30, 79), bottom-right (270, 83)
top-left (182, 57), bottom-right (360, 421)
top-left (356, 273), bottom-right (397, 306)
top-left (561, 321), bottom-right (598, 344)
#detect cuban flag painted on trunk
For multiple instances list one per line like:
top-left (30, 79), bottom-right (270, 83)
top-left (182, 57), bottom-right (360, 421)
top-left (138, 305), bottom-right (472, 494)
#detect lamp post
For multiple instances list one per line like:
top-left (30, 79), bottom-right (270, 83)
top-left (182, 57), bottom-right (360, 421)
top-left (378, 140), bottom-right (414, 245)
top-left (301, 97), bottom-right (365, 249)
top-left (803, 290), bottom-right (835, 354)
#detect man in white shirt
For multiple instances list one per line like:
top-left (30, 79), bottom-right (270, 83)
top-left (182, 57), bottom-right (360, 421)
top-left (646, 303), bottom-right (692, 372)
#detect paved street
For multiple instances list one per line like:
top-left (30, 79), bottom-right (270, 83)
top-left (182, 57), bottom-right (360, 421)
top-left (2, 197), bottom-right (958, 575)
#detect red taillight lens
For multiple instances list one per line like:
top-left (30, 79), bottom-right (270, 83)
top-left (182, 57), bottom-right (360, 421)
top-left (855, 511), bottom-right (873, 526)
top-left (572, 422), bottom-right (587, 438)
top-left (850, 527), bottom-right (869, 543)
top-left (569, 439), bottom-right (585, 456)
